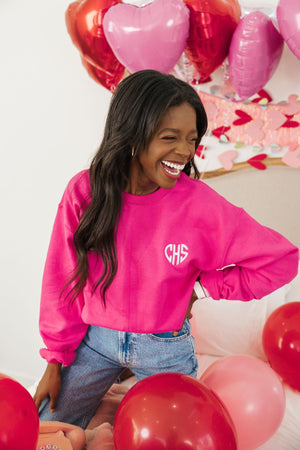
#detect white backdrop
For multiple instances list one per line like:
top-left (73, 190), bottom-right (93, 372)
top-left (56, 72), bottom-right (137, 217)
top-left (0, 0), bottom-right (299, 386)
top-left (0, 0), bottom-right (112, 385)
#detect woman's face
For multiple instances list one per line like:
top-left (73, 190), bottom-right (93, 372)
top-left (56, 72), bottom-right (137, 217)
top-left (127, 102), bottom-right (198, 195)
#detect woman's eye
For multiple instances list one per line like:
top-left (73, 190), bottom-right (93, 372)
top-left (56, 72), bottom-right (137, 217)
top-left (161, 136), bottom-right (198, 142)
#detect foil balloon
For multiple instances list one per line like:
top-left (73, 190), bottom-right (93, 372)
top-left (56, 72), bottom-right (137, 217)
top-left (183, 0), bottom-right (241, 82)
top-left (201, 355), bottom-right (285, 450)
top-left (277, 0), bottom-right (300, 61)
top-left (80, 56), bottom-right (121, 92)
top-left (65, 1), bottom-right (80, 48)
top-left (113, 372), bottom-right (238, 449)
top-left (122, 0), bottom-right (153, 4)
top-left (0, 374), bottom-right (39, 450)
top-left (263, 301), bottom-right (300, 392)
top-left (103, 0), bottom-right (190, 74)
top-left (65, 0), bottom-right (125, 91)
top-left (228, 11), bottom-right (284, 100)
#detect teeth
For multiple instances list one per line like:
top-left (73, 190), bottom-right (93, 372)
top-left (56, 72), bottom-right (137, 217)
top-left (165, 167), bottom-right (180, 175)
top-left (162, 161), bottom-right (185, 170)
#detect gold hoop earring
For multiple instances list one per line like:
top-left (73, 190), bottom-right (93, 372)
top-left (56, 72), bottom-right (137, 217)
top-left (131, 147), bottom-right (135, 157)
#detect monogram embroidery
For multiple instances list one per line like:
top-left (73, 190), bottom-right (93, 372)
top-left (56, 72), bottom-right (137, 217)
top-left (164, 244), bottom-right (188, 266)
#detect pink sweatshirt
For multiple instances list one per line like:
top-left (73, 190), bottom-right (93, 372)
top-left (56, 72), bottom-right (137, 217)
top-left (39, 170), bottom-right (299, 365)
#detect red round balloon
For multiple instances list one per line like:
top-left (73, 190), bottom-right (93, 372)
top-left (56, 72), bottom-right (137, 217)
top-left (183, 0), bottom-right (241, 82)
top-left (0, 374), bottom-right (39, 449)
top-left (263, 302), bottom-right (300, 392)
top-left (65, 0), bottom-right (124, 91)
top-left (113, 372), bottom-right (237, 450)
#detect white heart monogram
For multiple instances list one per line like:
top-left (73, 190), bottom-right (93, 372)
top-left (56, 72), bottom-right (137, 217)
top-left (165, 244), bottom-right (189, 266)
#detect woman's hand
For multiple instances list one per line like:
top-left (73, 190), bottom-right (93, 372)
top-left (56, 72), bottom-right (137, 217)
top-left (173, 289), bottom-right (198, 336)
top-left (33, 362), bottom-right (62, 412)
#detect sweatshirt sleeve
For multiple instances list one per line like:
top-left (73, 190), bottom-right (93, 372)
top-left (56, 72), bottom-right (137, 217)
top-left (39, 178), bottom-right (89, 366)
top-left (200, 208), bottom-right (299, 301)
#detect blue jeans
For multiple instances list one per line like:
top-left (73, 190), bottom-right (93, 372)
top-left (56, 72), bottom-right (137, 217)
top-left (39, 320), bottom-right (198, 428)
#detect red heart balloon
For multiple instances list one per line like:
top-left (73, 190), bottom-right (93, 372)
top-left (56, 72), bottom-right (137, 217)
top-left (81, 55), bottom-right (123, 92)
top-left (65, 1), bottom-right (80, 48)
top-left (65, 0), bottom-right (125, 91)
top-left (183, 0), bottom-right (241, 82)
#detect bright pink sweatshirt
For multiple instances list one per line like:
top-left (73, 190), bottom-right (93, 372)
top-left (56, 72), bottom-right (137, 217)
top-left (39, 170), bottom-right (299, 365)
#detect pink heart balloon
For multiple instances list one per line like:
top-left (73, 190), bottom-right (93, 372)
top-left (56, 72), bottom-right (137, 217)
top-left (228, 11), bottom-right (284, 100)
top-left (103, 0), bottom-right (190, 73)
top-left (277, 0), bottom-right (300, 61)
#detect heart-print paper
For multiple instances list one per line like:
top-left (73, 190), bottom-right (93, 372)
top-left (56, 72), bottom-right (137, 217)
top-left (218, 150), bottom-right (237, 170)
top-left (285, 95), bottom-right (300, 116)
top-left (267, 110), bottom-right (287, 130)
top-left (282, 149), bottom-right (300, 168)
top-left (247, 153), bottom-right (267, 170)
top-left (246, 119), bottom-right (265, 142)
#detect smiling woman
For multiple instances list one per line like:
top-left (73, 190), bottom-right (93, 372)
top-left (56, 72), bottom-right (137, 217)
top-left (128, 102), bottom-right (199, 194)
top-left (34, 70), bottom-right (298, 430)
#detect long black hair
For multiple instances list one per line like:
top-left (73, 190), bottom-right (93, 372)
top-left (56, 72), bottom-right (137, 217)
top-left (67, 70), bottom-right (208, 304)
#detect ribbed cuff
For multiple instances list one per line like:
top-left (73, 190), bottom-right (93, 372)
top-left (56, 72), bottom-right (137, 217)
top-left (39, 348), bottom-right (76, 367)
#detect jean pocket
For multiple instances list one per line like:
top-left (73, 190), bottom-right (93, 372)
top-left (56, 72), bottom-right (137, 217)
top-left (150, 319), bottom-right (191, 342)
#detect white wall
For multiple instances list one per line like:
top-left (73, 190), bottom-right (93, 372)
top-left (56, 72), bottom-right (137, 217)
top-left (0, 0), bottom-right (299, 387)
top-left (0, 0), bottom-right (112, 386)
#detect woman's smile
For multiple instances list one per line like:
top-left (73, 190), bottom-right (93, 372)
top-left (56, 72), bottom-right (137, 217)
top-left (161, 160), bottom-right (186, 177)
top-left (127, 102), bottom-right (198, 195)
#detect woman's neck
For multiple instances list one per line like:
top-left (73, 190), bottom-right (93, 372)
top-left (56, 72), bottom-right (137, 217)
top-left (126, 161), bottom-right (159, 195)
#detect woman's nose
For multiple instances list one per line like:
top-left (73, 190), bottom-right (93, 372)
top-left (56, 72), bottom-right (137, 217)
top-left (175, 140), bottom-right (194, 160)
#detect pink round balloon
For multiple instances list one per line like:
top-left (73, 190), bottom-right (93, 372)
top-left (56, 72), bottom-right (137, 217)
top-left (200, 355), bottom-right (286, 450)
top-left (103, 0), bottom-right (190, 73)
top-left (228, 11), bottom-right (284, 100)
top-left (277, 0), bottom-right (300, 60)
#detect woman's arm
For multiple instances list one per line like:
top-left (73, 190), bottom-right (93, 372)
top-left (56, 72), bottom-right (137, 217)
top-left (39, 179), bottom-right (89, 366)
top-left (200, 208), bottom-right (299, 301)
